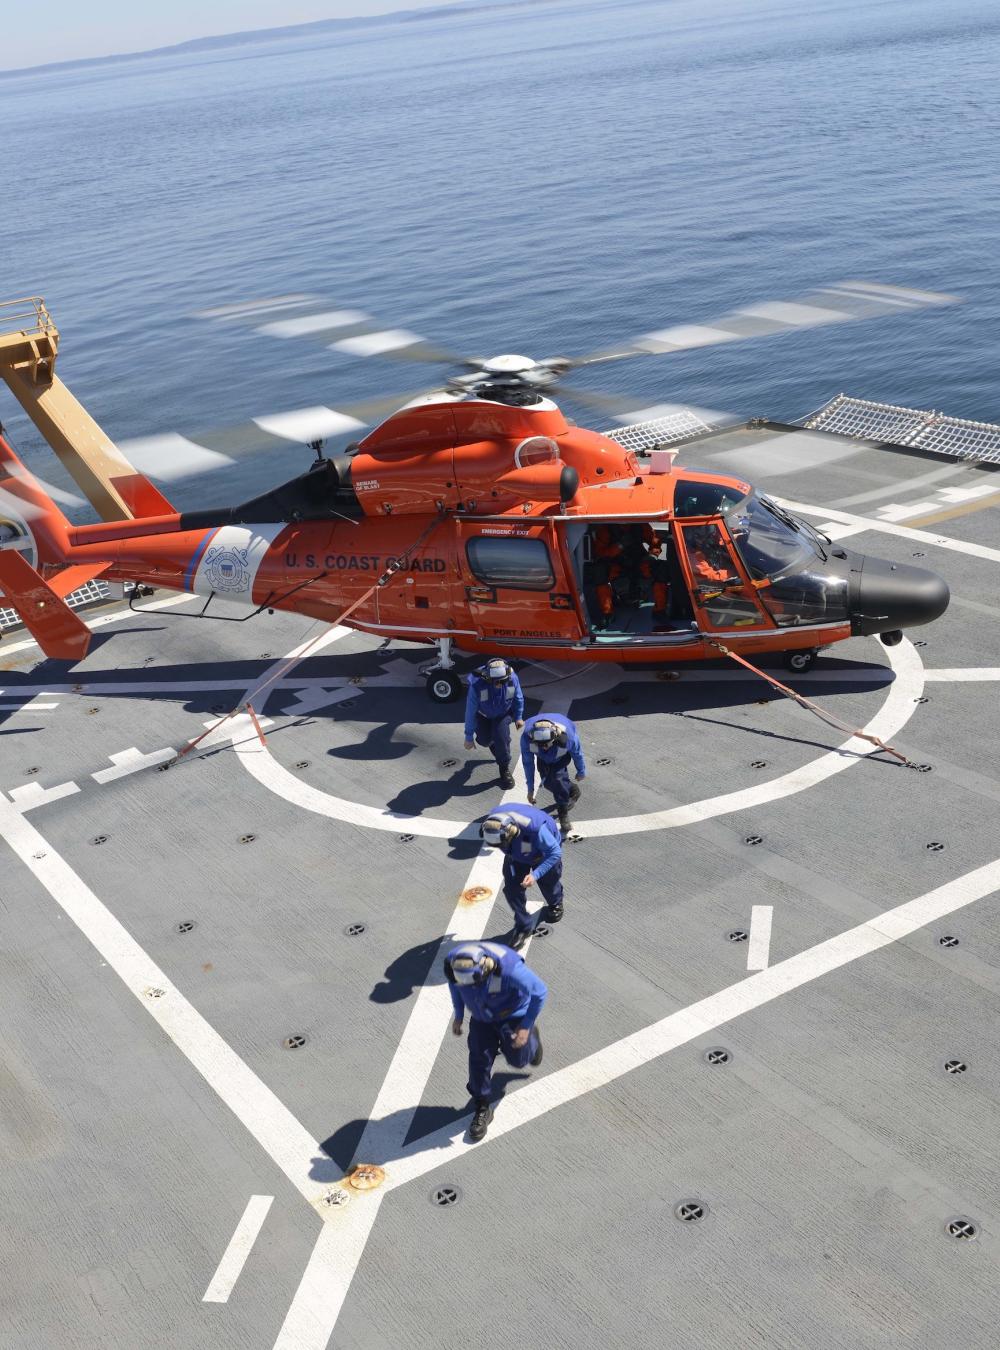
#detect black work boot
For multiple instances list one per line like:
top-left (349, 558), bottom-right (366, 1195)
top-left (530, 1026), bottom-right (543, 1067)
top-left (558, 807), bottom-right (572, 836)
top-left (509, 927), bottom-right (530, 952)
top-left (545, 903), bottom-right (564, 924)
top-left (498, 762), bottom-right (514, 789)
top-left (469, 1100), bottom-right (494, 1141)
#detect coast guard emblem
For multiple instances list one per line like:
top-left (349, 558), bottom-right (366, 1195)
top-left (204, 545), bottom-right (251, 593)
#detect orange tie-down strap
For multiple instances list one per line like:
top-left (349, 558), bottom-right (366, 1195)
top-left (705, 638), bottom-right (917, 768)
top-left (171, 514), bottom-right (446, 762)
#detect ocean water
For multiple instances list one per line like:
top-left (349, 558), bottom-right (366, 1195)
top-left (2, 0), bottom-right (1000, 512)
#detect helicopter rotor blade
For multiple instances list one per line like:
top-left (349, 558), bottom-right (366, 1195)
top-left (561, 385), bottom-right (739, 437)
top-left (557, 280), bottom-right (959, 370)
top-left (194, 294), bottom-right (467, 365)
top-left (117, 388), bottom-right (437, 483)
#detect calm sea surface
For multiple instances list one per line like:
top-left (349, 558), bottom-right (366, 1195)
top-left (3, 0), bottom-right (1000, 511)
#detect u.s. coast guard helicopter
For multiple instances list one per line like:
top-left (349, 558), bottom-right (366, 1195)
top-left (0, 283), bottom-right (951, 699)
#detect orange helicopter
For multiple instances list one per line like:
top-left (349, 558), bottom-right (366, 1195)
top-left (0, 284), bottom-right (952, 700)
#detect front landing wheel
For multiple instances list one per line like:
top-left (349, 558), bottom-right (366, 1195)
top-left (782, 648), bottom-right (818, 673)
top-left (426, 670), bottom-right (463, 703)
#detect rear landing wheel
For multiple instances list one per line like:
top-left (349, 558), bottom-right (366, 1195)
top-left (783, 649), bottom-right (818, 673)
top-left (426, 670), bottom-right (463, 703)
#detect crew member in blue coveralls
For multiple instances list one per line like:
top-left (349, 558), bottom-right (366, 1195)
top-left (463, 658), bottom-right (525, 789)
top-left (480, 805), bottom-right (564, 950)
top-left (520, 712), bottom-right (587, 836)
top-left (446, 940), bottom-right (547, 1141)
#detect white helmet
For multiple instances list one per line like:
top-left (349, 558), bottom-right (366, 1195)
top-left (480, 814), bottom-right (519, 848)
top-left (529, 719), bottom-right (562, 747)
top-left (483, 658), bottom-right (511, 683)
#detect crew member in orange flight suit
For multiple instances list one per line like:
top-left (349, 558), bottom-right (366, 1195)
top-left (593, 523), bottom-right (668, 627)
top-left (687, 525), bottom-right (733, 585)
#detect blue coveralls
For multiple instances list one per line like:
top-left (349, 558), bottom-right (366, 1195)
top-left (520, 712), bottom-right (587, 808)
top-left (449, 942), bottom-right (548, 1103)
top-left (464, 669), bottom-right (525, 770)
top-left (496, 803), bottom-right (564, 936)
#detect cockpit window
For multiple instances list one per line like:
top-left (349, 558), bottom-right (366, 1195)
top-left (727, 494), bottom-right (823, 580)
top-left (674, 480), bottom-right (747, 518)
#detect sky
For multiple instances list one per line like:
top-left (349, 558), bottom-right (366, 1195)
top-left (3, 0), bottom-right (458, 72)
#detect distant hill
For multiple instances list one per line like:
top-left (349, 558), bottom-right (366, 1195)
top-left (0, 0), bottom-right (543, 79)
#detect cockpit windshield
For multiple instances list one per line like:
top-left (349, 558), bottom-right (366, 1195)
top-left (727, 494), bottom-right (824, 580)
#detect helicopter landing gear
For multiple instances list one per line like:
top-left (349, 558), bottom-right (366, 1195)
top-left (422, 636), bottom-right (463, 703)
top-left (879, 629), bottom-right (903, 647)
top-left (427, 669), bottom-right (463, 703)
top-left (782, 648), bottom-right (819, 673)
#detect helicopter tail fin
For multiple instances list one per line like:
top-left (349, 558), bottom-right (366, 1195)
top-left (0, 547), bottom-right (92, 660)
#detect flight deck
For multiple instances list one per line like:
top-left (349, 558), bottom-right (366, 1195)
top-left (2, 416), bottom-right (1000, 1349)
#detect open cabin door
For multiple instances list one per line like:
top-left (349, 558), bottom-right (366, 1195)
top-left (457, 519), bottom-right (586, 646)
top-left (675, 520), bottom-right (775, 633)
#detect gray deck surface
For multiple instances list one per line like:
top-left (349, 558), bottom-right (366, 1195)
top-left (2, 424), bottom-right (1000, 1349)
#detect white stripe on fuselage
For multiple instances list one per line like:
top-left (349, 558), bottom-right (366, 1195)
top-left (192, 525), bottom-right (285, 606)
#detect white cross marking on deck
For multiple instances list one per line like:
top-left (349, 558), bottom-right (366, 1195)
top-left (91, 747), bottom-right (176, 783)
top-left (379, 857), bottom-right (1000, 1196)
top-left (875, 501), bottom-right (940, 521)
top-left (4, 780), bottom-right (80, 812)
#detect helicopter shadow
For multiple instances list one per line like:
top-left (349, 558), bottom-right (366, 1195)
top-left (5, 648), bottom-right (899, 754)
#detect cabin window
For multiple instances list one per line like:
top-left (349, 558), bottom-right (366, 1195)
top-left (466, 536), bottom-right (555, 590)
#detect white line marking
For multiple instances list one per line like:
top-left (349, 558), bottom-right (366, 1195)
top-left (937, 483), bottom-right (999, 503)
top-left (256, 309), bottom-right (369, 338)
top-left (0, 594), bottom-right (197, 657)
top-left (329, 328), bottom-right (424, 356)
top-left (781, 498), bottom-right (1000, 565)
top-left (273, 798), bottom-right (522, 1349)
top-left (923, 668), bottom-right (1000, 681)
top-left (0, 799), bottom-right (332, 1210)
top-left (92, 747), bottom-right (175, 783)
top-left (5, 781), bottom-right (80, 811)
top-left (746, 905), bottom-right (773, 970)
top-left (875, 500), bottom-right (940, 521)
top-left (385, 855), bottom-right (1000, 1193)
top-left (202, 1194), bottom-right (274, 1303)
top-left (813, 521), bottom-right (869, 541)
top-left (280, 687), bottom-right (363, 717)
top-left (0, 701), bottom-right (58, 712)
top-left (252, 407), bottom-right (366, 441)
top-left (235, 640), bottom-right (919, 839)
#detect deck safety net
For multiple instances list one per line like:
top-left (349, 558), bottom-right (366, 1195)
top-left (802, 394), bottom-right (1000, 464)
top-left (603, 408), bottom-right (716, 452)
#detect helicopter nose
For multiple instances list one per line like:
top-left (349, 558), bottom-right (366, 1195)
top-left (852, 557), bottom-right (950, 636)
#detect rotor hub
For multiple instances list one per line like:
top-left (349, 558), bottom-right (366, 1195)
top-left (481, 354), bottom-right (538, 375)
